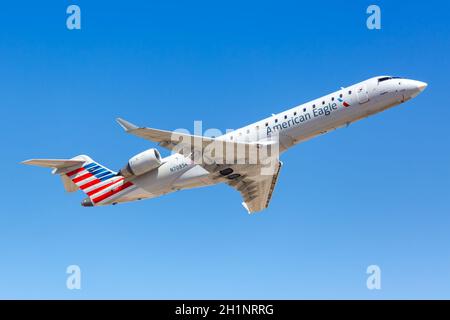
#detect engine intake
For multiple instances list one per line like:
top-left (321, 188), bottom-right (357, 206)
top-left (119, 148), bottom-right (162, 178)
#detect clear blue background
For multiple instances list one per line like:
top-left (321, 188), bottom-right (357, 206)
top-left (0, 0), bottom-right (449, 299)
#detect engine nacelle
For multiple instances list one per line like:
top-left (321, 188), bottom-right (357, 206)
top-left (119, 148), bottom-right (162, 178)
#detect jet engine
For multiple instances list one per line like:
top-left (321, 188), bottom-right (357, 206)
top-left (119, 148), bottom-right (162, 178)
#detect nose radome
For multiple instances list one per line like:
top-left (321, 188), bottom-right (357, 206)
top-left (404, 79), bottom-right (427, 99)
top-left (416, 81), bottom-right (428, 92)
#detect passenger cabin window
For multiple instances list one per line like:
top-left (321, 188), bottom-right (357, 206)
top-left (265, 122), bottom-right (268, 126)
top-left (284, 115), bottom-right (287, 119)
top-left (303, 108), bottom-right (306, 112)
top-left (294, 111), bottom-right (297, 116)
top-left (339, 93), bottom-right (343, 98)
top-left (348, 90), bottom-right (352, 95)
top-left (313, 104), bottom-right (316, 108)
top-left (331, 97), bottom-right (335, 101)
top-left (275, 119), bottom-right (278, 123)
top-left (322, 101), bottom-right (325, 105)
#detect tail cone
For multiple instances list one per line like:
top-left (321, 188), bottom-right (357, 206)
top-left (81, 198), bottom-right (93, 207)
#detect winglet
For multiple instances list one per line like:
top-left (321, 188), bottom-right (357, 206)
top-left (116, 118), bottom-right (139, 131)
top-left (242, 202), bottom-right (251, 214)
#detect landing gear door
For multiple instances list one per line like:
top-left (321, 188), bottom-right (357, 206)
top-left (357, 84), bottom-right (369, 104)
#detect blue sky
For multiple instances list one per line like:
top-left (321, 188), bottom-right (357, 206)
top-left (0, 0), bottom-right (449, 299)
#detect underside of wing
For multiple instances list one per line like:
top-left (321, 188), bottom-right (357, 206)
top-left (239, 161), bottom-right (282, 213)
top-left (209, 161), bottom-right (283, 214)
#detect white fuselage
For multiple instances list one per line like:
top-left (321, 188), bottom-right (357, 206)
top-left (105, 76), bottom-right (427, 205)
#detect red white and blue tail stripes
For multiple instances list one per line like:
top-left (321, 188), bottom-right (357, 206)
top-left (65, 160), bottom-right (134, 205)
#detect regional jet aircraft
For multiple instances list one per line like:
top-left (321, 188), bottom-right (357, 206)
top-left (23, 76), bottom-right (427, 213)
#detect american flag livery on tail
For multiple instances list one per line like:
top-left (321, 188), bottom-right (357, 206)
top-left (65, 156), bottom-right (134, 206)
top-left (23, 155), bottom-right (135, 207)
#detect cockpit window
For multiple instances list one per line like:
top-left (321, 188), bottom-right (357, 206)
top-left (378, 76), bottom-right (403, 83)
top-left (378, 76), bottom-right (392, 82)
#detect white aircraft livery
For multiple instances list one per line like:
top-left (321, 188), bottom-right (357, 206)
top-left (23, 76), bottom-right (427, 213)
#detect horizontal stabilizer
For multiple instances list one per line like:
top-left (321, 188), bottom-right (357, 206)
top-left (22, 159), bottom-right (85, 169)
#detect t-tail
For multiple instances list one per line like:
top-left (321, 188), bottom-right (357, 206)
top-left (22, 155), bottom-right (134, 206)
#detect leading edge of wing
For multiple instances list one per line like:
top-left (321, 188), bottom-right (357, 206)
top-left (116, 117), bottom-right (213, 144)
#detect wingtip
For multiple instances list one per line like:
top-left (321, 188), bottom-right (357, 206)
top-left (21, 160), bottom-right (33, 165)
top-left (116, 117), bottom-right (139, 131)
top-left (242, 202), bottom-right (251, 214)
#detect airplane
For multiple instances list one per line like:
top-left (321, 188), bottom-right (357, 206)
top-left (22, 76), bottom-right (427, 214)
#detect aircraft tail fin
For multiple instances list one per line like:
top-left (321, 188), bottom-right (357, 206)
top-left (22, 155), bottom-right (126, 205)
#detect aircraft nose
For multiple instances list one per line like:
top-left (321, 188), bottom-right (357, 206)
top-left (415, 80), bottom-right (428, 92)
top-left (405, 79), bottom-right (428, 99)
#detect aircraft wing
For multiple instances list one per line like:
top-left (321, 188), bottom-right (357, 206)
top-left (116, 118), bottom-right (215, 152)
top-left (117, 118), bottom-right (283, 213)
top-left (211, 161), bottom-right (283, 214)
top-left (116, 118), bottom-right (271, 161)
